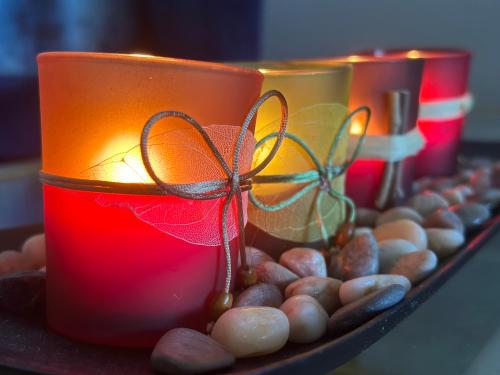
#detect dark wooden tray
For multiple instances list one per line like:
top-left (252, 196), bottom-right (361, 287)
top-left (0, 215), bottom-right (498, 375)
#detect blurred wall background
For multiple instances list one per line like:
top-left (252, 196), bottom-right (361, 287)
top-left (261, 0), bottom-right (500, 141)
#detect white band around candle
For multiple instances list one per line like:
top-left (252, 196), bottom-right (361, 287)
top-left (418, 92), bottom-right (474, 121)
top-left (349, 126), bottom-right (425, 162)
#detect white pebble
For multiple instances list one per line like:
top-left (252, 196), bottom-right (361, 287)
top-left (21, 233), bottom-right (46, 269)
top-left (280, 295), bottom-right (328, 344)
top-left (378, 239), bottom-right (418, 273)
top-left (373, 219), bottom-right (427, 250)
top-left (0, 250), bottom-right (31, 276)
top-left (426, 229), bottom-right (465, 258)
top-left (376, 207), bottom-right (423, 226)
top-left (285, 276), bottom-right (342, 314)
top-left (390, 250), bottom-right (438, 285)
top-left (339, 274), bottom-right (411, 305)
top-left (211, 307), bottom-right (289, 358)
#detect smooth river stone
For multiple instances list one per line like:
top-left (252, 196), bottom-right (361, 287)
top-left (429, 177), bottom-right (455, 192)
top-left (472, 188), bottom-right (500, 209)
top-left (378, 239), bottom-right (418, 273)
top-left (152, 328), bottom-right (235, 374)
top-left (211, 307), bottom-right (289, 358)
top-left (450, 202), bottom-right (491, 230)
top-left (356, 208), bottom-right (380, 228)
top-left (0, 250), bottom-right (31, 276)
top-left (328, 254), bottom-right (343, 280)
top-left (285, 276), bottom-right (342, 314)
top-left (376, 207), bottom-right (424, 226)
top-left (407, 191), bottom-right (449, 217)
top-left (423, 208), bottom-right (465, 233)
top-left (234, 283), bottom-right (283, 308)
top-left (469, 168), bottom-right (492, 194)
top-left (339, 233), bottom-right (379, 281)
top-left (426, 229), bottom-right (465, 258)
top-left (255, 261), bottom-right (299, 291)
top-left (390, 250), bottom-right (438, 285)
top-left (441, 188), bottom-right (465, 206)
top-left (280, 295), bottom-right (328, 343)
top-left (354, 227), bottom-right (373, 237)
top-left (328, 284), bottom-right (406, 336)
top-left (21, 233), bottom-right (46, 270)
top-left (412, 177), bottom-right (432, 194)
top-left (240, 246), bottom-right (274, 268)
top-left (339, 274), bottom-right (411, 305)
top-left (373, 219), bottom-right (427, 250)
top-left (279, 248), bottom-right (327, 278)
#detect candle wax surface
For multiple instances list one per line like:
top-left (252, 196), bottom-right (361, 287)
top-left (44, 184), bottom-right (238, 347)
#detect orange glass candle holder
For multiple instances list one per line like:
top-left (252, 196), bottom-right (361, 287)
top-left (357, 49), bottom-right (471, 177)
top-left (38, 52), bottom-right (263, 347)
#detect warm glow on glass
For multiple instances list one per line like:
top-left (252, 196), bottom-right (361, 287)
top-left (350, 119), bottom-right (364, 135)
top-left (407, 50), bottom-right (421, 59)
top-left (92, 135), bottom-right (150, 183)
top-left (130, 52), bottom-right (155, 58)
top-left (347, 55), bottom-right (362, 62)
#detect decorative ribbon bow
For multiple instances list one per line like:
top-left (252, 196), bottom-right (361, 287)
top-left (249, 106), bottom-right (371, 249)
top-left (140, 90), bottom-right (288, 304)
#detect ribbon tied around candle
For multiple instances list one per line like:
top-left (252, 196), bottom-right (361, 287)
top-left (249, 106), bottom-right (371, 249)
top-left (139, 90), bottom-right (288, 313)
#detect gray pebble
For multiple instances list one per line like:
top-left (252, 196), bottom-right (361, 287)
top-left (328, 285), bottom-right (406, 336)
top-left (240, 246), bottom-right (274, 268)
top-left (423, 208), bottom-right (464, 234)
top-left (285, 276), bottom-right (342, 314)
top-left (390, 250), bottom-right (438, 285)
top-left (412, 177), bottom-right (433, 194)
top-left (151, 328), bottom-right (235, 374)
top-left (450, 202), bottom-right (491, 230)
top-left (426, 229), bottom-right (464, 258)
top-left (407, 191), bottom-right (449, 217)
top-left (256, 261), bottom-right (299, 290)
top-left (376, 207), bottom-right (423, 226)
top-left (356, 208), bottom-right (380, 228)
top-left (468, 168), bottom-right (492, 194)
top-left (339, 233), bottom-right (379, 281)
top-left (472, 189), bottom-right (500, 209)
top-left (235, 283), bottom-right (283, 308)
top-left (378, 239), bottom-right (418, 273)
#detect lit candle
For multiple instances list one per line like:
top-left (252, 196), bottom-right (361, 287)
top-left (37, 52), bottom-right (263, 347)
top-left (242, 64), bottom-right (353, 257)
top-left (292, 56), bottom-right (424, 208)
top-left (357, 49), bottom-right (471, 177)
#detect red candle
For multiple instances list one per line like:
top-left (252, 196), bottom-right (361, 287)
top-left (304, 56), bottom-right (424, 208)
top-left (358, 49), bottom-right (471, 177)
top-left (37, 52), bottom-right (263, 347)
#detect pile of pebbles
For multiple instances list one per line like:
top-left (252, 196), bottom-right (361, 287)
top-left (0, 234), bottom-right (46, 276)
top-left (0, 159), bottom-right (499, 374)
top-left (152, 160), bottom-right (500, 374)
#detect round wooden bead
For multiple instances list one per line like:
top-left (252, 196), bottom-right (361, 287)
top-left (335, 222), bottom-right (355, 248)
top-left (237, 266), bottom-right (258, 289)
top-left (210, 292), bottom-right (233, 321)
